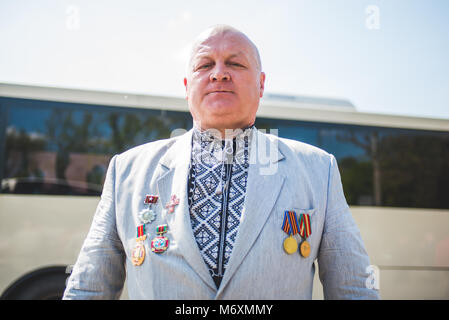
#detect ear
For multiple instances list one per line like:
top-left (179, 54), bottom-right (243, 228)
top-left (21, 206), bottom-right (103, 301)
top-left (183, 77), bottom-right (188, 100)
top-left (259, 72), bottom-right (266, 98)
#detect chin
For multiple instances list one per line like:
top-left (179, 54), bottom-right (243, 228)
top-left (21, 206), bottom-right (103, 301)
top-left (204, 93), bottom-right (238, 108)
top-left (206, 100), bottom-right (237, 110)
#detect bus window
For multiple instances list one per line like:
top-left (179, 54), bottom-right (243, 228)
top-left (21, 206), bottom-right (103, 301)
top-left (2, 97), bottom-right (192, 196)
top-left (256, 117), bottom-right (449, 209)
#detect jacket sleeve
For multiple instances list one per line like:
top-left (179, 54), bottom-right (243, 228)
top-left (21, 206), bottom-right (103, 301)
top-left (63, 155), bottom-right (126, 300)
top-left (317, 154), bottom-right (380, 300)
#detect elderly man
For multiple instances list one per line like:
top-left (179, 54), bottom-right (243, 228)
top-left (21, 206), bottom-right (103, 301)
top-left (63, 25), bottom-right (379, 299)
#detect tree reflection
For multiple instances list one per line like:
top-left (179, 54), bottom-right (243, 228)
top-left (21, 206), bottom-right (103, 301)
top-left (339, 157), bottom-right (373, 206)
top-left (4, 103), bottom-right (193, 196)
top-left (5, 127), bottom-right (47, 178)
top-left (44, 108), bottom-right (192, 186)
top-left (337, 129), bottom-right (449, 209)
top-left (256, 119), bottom-right (449, 209)
top-left (4, 101), bottom-right (449, 208)
top-left (106, 110), bottom-right (186, 153)
top-left (380, 133), bottom-right (449, 208)
top-left (335, 129), bottom-right (382, 206)
top-left (46, 110), bottom-right (99, 180)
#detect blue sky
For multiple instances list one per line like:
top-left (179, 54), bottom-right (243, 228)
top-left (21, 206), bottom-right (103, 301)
top-left (1, 0), bottom-right (448, 119)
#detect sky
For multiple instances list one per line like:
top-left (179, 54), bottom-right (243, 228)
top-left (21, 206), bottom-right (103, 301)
top-left (1, 0), bottom-right (449, 120)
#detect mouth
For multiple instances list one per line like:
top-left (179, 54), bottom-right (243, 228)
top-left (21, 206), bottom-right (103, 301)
top-left (206, 90), bottom-right (234, 95)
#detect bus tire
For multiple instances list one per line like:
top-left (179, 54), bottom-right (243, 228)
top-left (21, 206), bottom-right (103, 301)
top-left (0, 266), bottom-right (68, 300)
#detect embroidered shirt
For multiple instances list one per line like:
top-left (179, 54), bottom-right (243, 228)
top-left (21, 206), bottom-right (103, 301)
top-left (187, 126), bottom-right (252, 288)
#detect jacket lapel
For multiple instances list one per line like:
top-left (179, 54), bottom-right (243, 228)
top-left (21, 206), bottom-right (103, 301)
top-left (156, 129), bottom-right (217, 291)
top-left (215, 130), bottom-right (286, 298)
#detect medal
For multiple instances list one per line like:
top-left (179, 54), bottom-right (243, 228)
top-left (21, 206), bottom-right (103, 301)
top-left (140, 194), bottom-right (158, 224)
top-left (281, 211), bottom-right (300, 254)
top-left (131, 241), bottom-right (146, 266)
top-left (165, 195), bottom-right (179, 213)
top-left (298, 213), bottom-right (312, 258)
top-left (151, 224), bottom-right (170, 253)
top-left (138, 208), bottom-right (156, 224)
top-left (299, 240), bottom-right (311, 258)
top-left (283, 235), bottom-right (298, 254)
top-left (131, 224), bottom-right (147, 266)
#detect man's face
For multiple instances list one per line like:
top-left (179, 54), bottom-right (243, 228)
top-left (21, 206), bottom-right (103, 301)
top-left (184, 32), bottom-right (265, 133)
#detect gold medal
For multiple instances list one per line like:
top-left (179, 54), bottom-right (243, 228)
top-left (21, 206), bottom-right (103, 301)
top-left (298, 213), bottom-right (312, 258)
top-left (131, 235), bottom-right (146, 266)
top-left (283, 235), bottom-right (298, 254)
top-left (299, 240), bottom-right (311, 258)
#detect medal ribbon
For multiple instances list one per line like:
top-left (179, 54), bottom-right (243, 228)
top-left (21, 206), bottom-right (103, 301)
top-left (145, 195), bottom-right (158, 204)
top-left (299, 214), bottom-right (312, 238)
top-left (282, 211), bottom-right (300, 235)
top-left (157, 224), bottom-right (168, 234)
top-left (137, 224), bottom-right (145, 238)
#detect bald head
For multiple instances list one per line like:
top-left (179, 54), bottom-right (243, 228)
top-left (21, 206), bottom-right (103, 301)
top-left (186, 25), bottom-right (262, 76)
top-left (183, 24), bottom-right (266, 136)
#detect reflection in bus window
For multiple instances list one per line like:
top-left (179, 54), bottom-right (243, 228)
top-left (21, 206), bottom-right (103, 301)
top-left (2, 97), bottom-right (448, 209)
top-left (3, 98), bottom-right (192, 196)
top-left (256, 117), bottom-right (449, 209)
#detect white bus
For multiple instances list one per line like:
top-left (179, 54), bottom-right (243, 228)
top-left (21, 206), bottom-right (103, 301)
top-left (0, 83), bottom-right (448, 299)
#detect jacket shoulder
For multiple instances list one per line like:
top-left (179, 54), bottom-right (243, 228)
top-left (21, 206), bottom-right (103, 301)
top-left (265, 133), bottom-right (332, 163)
top-left (114, 135), bottom-right (180, 166)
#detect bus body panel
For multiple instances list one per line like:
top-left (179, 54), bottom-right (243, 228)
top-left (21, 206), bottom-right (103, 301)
top-left (1, 83), bottom-right (448, 299)
top-left (1, 194), bottom-right (448, 299)
top-left (0, 195), bottom-right (95, 296)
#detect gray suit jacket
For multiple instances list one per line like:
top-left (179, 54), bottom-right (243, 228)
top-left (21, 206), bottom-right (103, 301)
top-left (63, 128), bottom-right (379, 299)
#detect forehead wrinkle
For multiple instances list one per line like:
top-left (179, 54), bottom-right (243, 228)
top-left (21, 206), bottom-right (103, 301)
top-left (187, 30), bottom-right (262, 74)
top-left (190, 49), bottom-right (258, 75)
top-left (194, 51), bottom-right (247, 62)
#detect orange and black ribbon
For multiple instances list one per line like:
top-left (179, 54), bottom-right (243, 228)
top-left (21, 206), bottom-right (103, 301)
top-left (282, 211), bottom-right (300, 236)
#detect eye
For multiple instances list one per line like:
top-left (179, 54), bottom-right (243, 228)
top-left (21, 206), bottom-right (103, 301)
top-left (229, 62), bottom-right (245, 68)
top-left (197, 63), bottom-right (213, 70)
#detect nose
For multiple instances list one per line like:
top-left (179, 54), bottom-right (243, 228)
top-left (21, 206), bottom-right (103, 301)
top-left (210, 64), bottom-right (230, 82)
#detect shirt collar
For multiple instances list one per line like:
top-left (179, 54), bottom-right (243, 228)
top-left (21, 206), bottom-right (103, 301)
top-left (192, 123), bottom-right (255, 144)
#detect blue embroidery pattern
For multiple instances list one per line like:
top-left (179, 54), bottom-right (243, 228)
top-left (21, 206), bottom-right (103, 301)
top-left (188, 127), bottom-right (251, 287)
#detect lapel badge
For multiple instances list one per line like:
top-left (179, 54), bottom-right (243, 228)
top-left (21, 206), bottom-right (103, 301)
top-left (151, 224), bottom-right (170, 253)
top-left (132, 224), bottom-right (147, 266)
top-left (165, 194), bottom-right (179, 213)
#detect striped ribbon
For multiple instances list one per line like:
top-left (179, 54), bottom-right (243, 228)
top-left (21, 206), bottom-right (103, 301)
top-left (137, 224), bottom-right (145, 238)
top-left (299, 214), bottom-right (312, 238)
top-left (156, 224), bottom-right (168, 234)
top-left (282, 211), bottom-right (300, 235)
